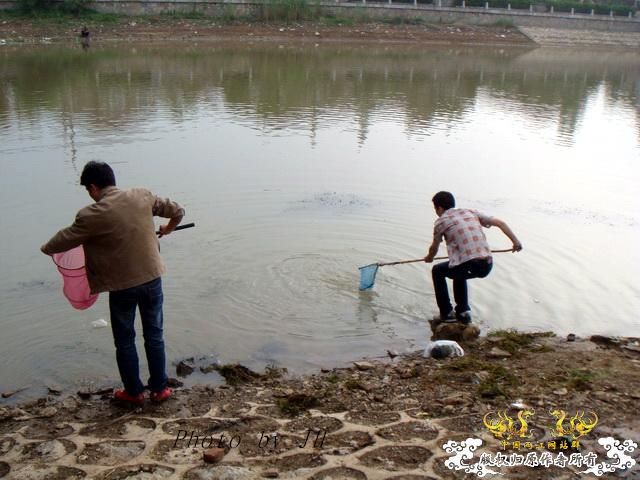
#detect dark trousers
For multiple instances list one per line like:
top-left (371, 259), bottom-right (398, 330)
top-left (108, 277), bottom-right (167, 395)
top-left (432, 258), bottom-right (493, 316)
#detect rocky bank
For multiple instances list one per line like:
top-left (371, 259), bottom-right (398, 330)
top-left (1, 330), bottom-right (639, 479)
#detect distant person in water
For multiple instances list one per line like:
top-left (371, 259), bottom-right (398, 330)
top-left (41, 161), bottom-right (185, 405)
top-left (80, 26), bottom-right (90, 49)
top-left (424, 191), bottom-right (522, 325)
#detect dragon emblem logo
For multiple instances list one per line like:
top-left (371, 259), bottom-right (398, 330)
top-left (483, 409), bottom-right (598, 442)
top-left (549, 409), bottom-right (599, 440)
top-left (483, 409), bottom-right (535, 440)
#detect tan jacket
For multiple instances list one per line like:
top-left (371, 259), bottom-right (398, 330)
top-left (42, 186), bottom-right (185, 294)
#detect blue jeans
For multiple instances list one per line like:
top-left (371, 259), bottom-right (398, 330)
top-left (109, 277), bottom-right (167, 395)
top-left (432, 258), bottom-right (493, 317)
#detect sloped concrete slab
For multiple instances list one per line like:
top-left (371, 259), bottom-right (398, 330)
top-left (519, 27), bottom-right (640, 47)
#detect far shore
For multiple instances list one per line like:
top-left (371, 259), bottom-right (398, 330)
top-left (2, 13), bottom-right (639, 49)
top-left (0, 14), bottom-right (534, 46)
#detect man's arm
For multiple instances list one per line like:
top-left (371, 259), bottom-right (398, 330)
top-left (424, 236), bottom-right (442, 263)
top-left (487, 217), bottom-right (522, 252)
top-left (153, 196), bottom-right (185, 237)
top-left (40, 214), bottom-right (91, 255)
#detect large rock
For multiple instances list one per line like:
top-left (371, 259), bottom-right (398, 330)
top-left (488, 347), bottom-right (511, 358)
top-left (431, 322), bottom-right (480, 342)
top-left (353, 362), bottom-right (375, 371)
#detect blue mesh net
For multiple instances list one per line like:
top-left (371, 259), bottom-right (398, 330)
top-left (359, 264), bottom-right (379, 290)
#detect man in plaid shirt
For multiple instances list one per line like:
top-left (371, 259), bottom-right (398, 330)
top-left (424, 191), bottom-right (522, 324)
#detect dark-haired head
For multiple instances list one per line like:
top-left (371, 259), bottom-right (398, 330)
top-left (80, 161), bottom-right (116, 189)
top-left (432, 191), bottom-right (455, 212)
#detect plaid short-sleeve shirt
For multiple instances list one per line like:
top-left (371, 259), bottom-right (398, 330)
top-left (433, 208), bottom-right (492, 267)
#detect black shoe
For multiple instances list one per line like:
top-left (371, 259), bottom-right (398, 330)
top-left (456, 310), bottom-right (472, 325)
top-left (432, 310), bottom-right (456, 324)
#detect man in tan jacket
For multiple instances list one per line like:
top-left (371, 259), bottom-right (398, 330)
top-left (41, 161), bottom-right (184, 405)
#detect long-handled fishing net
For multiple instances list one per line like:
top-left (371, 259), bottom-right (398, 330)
top-left (359, 248), bottom-right (513, 290)
top-left (51, 222), bottom-right (195, 310)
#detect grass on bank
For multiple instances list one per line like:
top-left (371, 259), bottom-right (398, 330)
top-left (0, 7), bottom-right (119, 22)
top-left (440, 356), bottom-right (521, 399)
top-left (258, 0), bottom-right (323, 21)
top-left (492, 17), bottom-right (514, 26)
top-left (159, 10), bottom-right (207, 20)
top-left (277, 393), bottom-right (319, 416)
top-left (8, 0), bottom-right (117, 17)
top-left (0, 2), bottom-right (324, 26)
top-left (488, 329), bottom-right (555, 356)
top-left (566, 368), bottom-right (596, 390)
top-left (0, 6), bottom-right (432, 28)
top-left (0, 9), bottom-right (445, 30)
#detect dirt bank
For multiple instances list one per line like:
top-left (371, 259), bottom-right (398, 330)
top-left (1, 331), bottom-right (639, 479)
top-left (0, 16), bottom-right (533, 45)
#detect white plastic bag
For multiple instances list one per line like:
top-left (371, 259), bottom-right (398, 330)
top-left (424, 340), bottom-right (464, 359)
top-left (91, 318), bottom-right (108, 328)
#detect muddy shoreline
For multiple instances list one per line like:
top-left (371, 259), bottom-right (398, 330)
top-left (1, 330), bottom-right (639, 479)
top-left (3, 16), bottom-right (639, 49)
top-left (0, 17), bottom-right (533, 46)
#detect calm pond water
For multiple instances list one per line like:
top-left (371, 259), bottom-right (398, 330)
top-left (1, 43), bottom-right (639, 398)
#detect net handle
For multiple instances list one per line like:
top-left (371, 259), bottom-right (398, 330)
top-left (377, 248), bottom-right (514, 267)
top-left (52, 222), bottom-right (196, 270)
top-left (155, 222), bottom-right (195, 235)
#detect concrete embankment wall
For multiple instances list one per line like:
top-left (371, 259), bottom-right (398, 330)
top-left (1, 0), bottom-right (638, 32)
top-left (324, 4), bottom-right (640, 31)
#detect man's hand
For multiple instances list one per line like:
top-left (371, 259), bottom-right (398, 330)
top-left (158, 224), bottom-right (175, 238)
top-left (489, 218), bottom-right (522, 254)
top-left (158, 216), bottom-right (183, 238)
top-left (425, 238), bottom-right (441, 263)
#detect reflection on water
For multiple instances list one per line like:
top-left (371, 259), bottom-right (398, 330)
top-left (1, 43), bottom-right (639, 398)
top-left (2, 44), bottom-right (639, 143)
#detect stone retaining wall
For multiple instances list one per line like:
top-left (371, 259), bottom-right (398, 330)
top-left (1, 0), bottom-right (638, 32)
